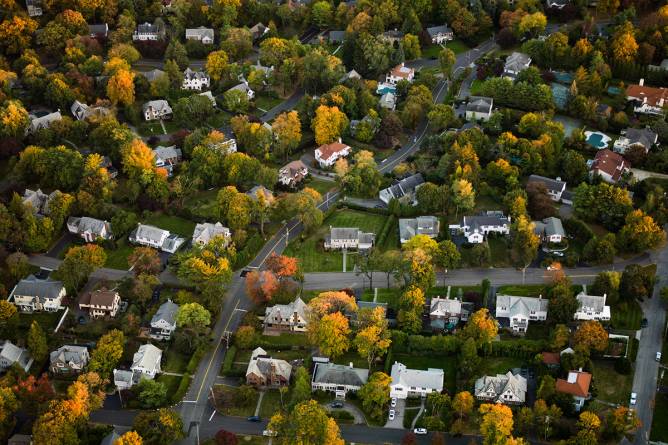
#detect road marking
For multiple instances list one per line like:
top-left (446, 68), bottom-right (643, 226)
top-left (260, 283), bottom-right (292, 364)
top-left (195, 298), bottom-right (240, 402)
top-left (182, 400), bottom-right (197, 403)
top-left (209, 410), bottom-right (216, 421)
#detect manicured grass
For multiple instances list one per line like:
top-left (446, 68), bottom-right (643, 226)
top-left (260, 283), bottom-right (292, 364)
top-left (18, 311), bottom-right (62, 332)
top-left (496, 285), bottom-right (547, 297)
top-left (259, 389), bottom-right (287, 418)
top-left (592, 360), bottom-right (633, 405)
top-left (651, 394), bottom-right (668, 441)
top-left (360, 288), bottom-right (401, 305)
top-left (162, 349), bottom-right (189, 374)
top-left (469, 79), bottom-right (483, 95)
top-left (482, 356), bottom-right (526, 375)
top-left (611, 300), bottom-right (643, 330)
top-left (207, 110), bottom-right (232, 128)
top-left (156, 374), bottom-right (184, 403)
top-left (525, 323), bottom-right (551, 340)
top-left (137, 122), bottom-right (165, 137)
top-left (488, 237), bottom-right (511, 267)
top-left (254, 94), bottom-right (283, 112)
top-left (425, 286), bottom-right (482, 299)
top-left (392, 353), bottom-right (457, 393)
top-left (284, 209), bottom-right (388, 272)
top-left (333, 350), bottom-right (369, 369)
top-left (259, 333), bottom-right (310, 347)
top-left (186, 189), bottom-right (220, 219)
top-left (422, 40), bottom-right (470, 59)
top-left (306, 178), bottom-right (336, 196)
top-left (234, 436), bottom-right (270, 445)
top-left (447, 39), bottom-right (470, 55)
top-left (104, 240), bottom-right (134, 270)
top-left (143, 213), bottom-right (197, 237)
top-left (213, 386), bottom-right (260, 417)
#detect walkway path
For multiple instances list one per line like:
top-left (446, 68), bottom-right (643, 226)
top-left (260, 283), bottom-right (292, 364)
top-left (411, 400), bottom-right (426, 429)
top-left (631, 168), bottom-right (668, 181)
top-left (254, 391), bottom-right (265, 417)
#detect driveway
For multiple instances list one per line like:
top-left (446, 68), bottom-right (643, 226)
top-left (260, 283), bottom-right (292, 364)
top-left (384, 398), bottom-right (405, 429)
top-left (324, 401), bottom-right (367, 425)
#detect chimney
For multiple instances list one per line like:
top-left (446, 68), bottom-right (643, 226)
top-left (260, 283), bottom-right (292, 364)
top-left (602, 293), bottom-right (606, 307)
top-left (639, 78), bottom-right (644, 86)
top-left (349, 362), bottom-right (353, 368)
top-left (538, 294), bottom-right (542, 300)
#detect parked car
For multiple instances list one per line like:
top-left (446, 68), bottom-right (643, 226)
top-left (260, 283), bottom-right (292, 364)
top-left (262, 430), bottom-right (277, 437)
top-left (388, 410), bottom-right (395, 421)
top-left (330, 401), bottom-right (343, 408)
top-left (414, 428), bottom-right (428, 435)
top-left (247, 416), bottom-right (261, 422)
top-left (630, 393), bottom-right (637, 405)
top-left (641, 318), bottom-right (648, 328)
top-left (391, 398), bottom-right (397, 407)
top-left (657, 352), bottom-right (662, 361)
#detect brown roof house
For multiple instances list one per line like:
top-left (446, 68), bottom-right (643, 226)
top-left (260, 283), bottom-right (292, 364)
top-left (626, 80), bottom-right (668, 115)
top-left (540, 352), bottom-right (561, 369)
top-left (556, 369), bottom-right (592, 412)
top-left (245, 347), bottom-right (292, 387)
top-left (79, 289), bottom-right (122, 319)
top-left (279, 160), bottom-right (309, 188)
top-left (589, 149), bottom-right (630, 184)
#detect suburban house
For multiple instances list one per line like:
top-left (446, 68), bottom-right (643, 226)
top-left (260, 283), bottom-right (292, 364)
top-left (527, 175), bottom-right (567, 201)
top-left (324, 227), bottom-right (375, 251)
top-left (327, 30), bottom-right (346, 43)
top-left (27, 111), bottom-right (62, 134)
top-left (379, 173), bottom-right (425, 206)
top-left (114, 344), bottom-right (163, 390)
top-left (143, 100), bottom-right (172, 121)
top-left (88, 23), bottom-right (108, 38)
top-left (185, 26), bottom-right (214, 44)
top-left (379, 92), bottom-right (397, 110)
top-left (350, 115), bottom-right (379, 138)
top-left (613, 127), bottom-right (658, 154)
top-left (279, 160), bottom-right (309, 187)
top-left (311, 361), bottom-right (369, 398)
top-left (49, 345), bottom-right (90, 374)
top-left (389, 362), bottom-right (444, 399)
top-left (129, 224), bottom-right (186, 253)
top-left (574, 292), bottom-right (611, 321)
top-left (192, 222), bottom-right (231, 246)
top-left (381, 30), bottom-right (404, 43)
top-left (22, 188), bottom-right (58, 215)
top-left (208, 136), bottom-right (237, 154)
top-left (7, 434), bottom-right (33, 445)
top-left (340, 69), bottom-right (362, 83)
top-left (227, 81), bottom-right (255, 99)
top-left (101, 156), bottom-right (119, 178)
top-left (70, 100), bottom-right (111, 121)
top-left (541, 352), bottom-right (561, 369)
top-left (67, 216), bottom-right (113, 242)
top-left (546, 0), bottom-right (569, 8)
top-left (449, 211), bottom-right (511, 244)
top-left (386, 63), bottom-right (415, 84)
top-left (596, 103), bottom-right (613, 118)
top-left (399, 216), bottom-right (440, 244)
top-left (152, 145), bottom-right (182, 176)
top-left (556, 370), bottom-right (592, 411)
top-left (589, 149), bottom-right (630, 184)
top-left (474, 371), bottom-right (527, 405)
top-left (465, 97), bottom-right (494, 121)
top-left (250, 22), bottom-right (269, 40)
top-left (426, 25), bottom-right (454, 44)
top-left (247, 185), bottom-right (274, 202)
top-left (182, 68), bottom-right (211, 91)
top-left (245, 347), bottom-right (292, 387)
top-left (503, 52), bottom-right (532, 78)
top-left (0, 341), bottom-right (33, 373)
top-left (625, 80), bottom-right (668, 115)
top-left (9, 275), bottom-right (66, 313)
top-left (533, 217), bottom-right (566, 244)
top-left (26, 0), bottom-right (43, 16)
top-left (314, 141), bottom-right (351, 168)
top-left (264, 297), bottom-right (309, 332)
top-left (496, 295), bottom-right (548, 333)
top-left (150, 300), bottom-right (179, 341)
top-left (429, 296), bottom-right (472, 330)
top-left (79, 289), bottom-right (122, 319)
top-left (132, 22), bottom-right (164, 41)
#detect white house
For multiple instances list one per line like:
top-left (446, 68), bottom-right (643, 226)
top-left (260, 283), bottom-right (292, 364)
top-left (70, 100), bottom-right (111, 121)
top-left (26, 111), bottom-right (62, 134)
top-left (129, 224), bottom-right (186, 253)
top-left (533, 217), bottom-right (565, 244)
top-left (324, 227), bottom-right (375, 251)
top-left (185, 26), bottom-right (214, 44)
top-left (227, 81), bottom-right (255, 100)
top-left (474, 371), bottom-right (527, 405)
top-left (389, 362), bottom-right (444, 399)
top-left (131, 344), bottom-right (162, 378)
top-left (78, 289), bottom-right (122, 319)
top-left (449, 211), bottom-right (511, 244)
top-left (150, 300), bottom-right (179, 340)
top-left (9, 275), bottom-right (66, 313)
top-left (314, 141), bottom-right (351, 168)
top-left (50, 345), bottom-right (89, 374)
top-left (67, 216), bottom-right (112, 242)
top-left (152, 145), bottom-right (182, 176)
top-left (143, 100), bottom-right (172, 121)
top-left (26, 0), bottom-right (42, 16)
top-left (133, 22), bottom-right (164, 41)
top-left (192, 222), bottom-right (231, 246)
top-left (208, 136), bottom-right (237, 154)
top-left (379, 173), bottom-right (425, 206)
top-left (613, 127), bottom-right (658, 154)
top-left (496, 295), bottom-right (548, 333)
top-left (465, 97), bottom-right (494, 122)
top-left (426, 25), bottom-right (454, 44)
top-left (429, 296), bottom-right (470, 328)
top-left (311, 362), bottom-right (369, 399)
top-left (574, 292), bottom-right (611, 321)
top-left (246, 347), bottom-right (292, 387)
top-left (626, 80), bottom-right (668, 115)
top-left (527, 175), bottom-right (567, 201)
top-left (279, 160), bottom-right (309, 187)
top-left (264, 297), bottom-right (309, 332)
top-left (386, 63), bottom-right (415, 84)
top-left (503, 52), bottom-right (532, 78)
top-left (182, 68), bottom-right (210, 91)
top-left (399, 216), bottom-right (440, 244)
top-left (546, 0), bottom-right (569, 8)
top-left (0, 341), bottom-right (33, 373)
top-left (556, 370), bottom-right (591, 412)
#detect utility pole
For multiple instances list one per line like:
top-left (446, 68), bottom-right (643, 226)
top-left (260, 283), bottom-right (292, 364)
top-left (222, 331), bottom-right (232, 349)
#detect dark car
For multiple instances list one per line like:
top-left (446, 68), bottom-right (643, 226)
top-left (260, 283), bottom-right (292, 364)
top-left (247, 416), bottom-right (261, 422)
top-left (330, 401), bottom-right (343, 408)
top-left (641, 318), bottom-right (648, 328)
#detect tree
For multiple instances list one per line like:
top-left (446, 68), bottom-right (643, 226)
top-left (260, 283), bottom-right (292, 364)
top-left (438, 47), bottom-right (456, 79)
top-left (617, 210), bottom-right (665, 253)
top-left (427, 104), bottom-right (455, 132)
top-left (266, 254), bottom-right (299, 280)
top-left (136, 378), bottom-right (168, 408)
top-left (311, 1), bottom-right (333, 28)
top-left (435, 240), bottom-right (461, 274)
top-left (511, 215), bottom-right (540, 272)
top-left (527, 182), bottom-right (556, 220)
top-left (107, 69), bottom-right (135, 106)
top-left (550, 324), bottom-right (570, 351)
top-left (133, 409), bottom-right (184, 445)
top-left (0, 386), bottom-right (17, 439)
top-left (88, 329), bottom-right (125, 378)
top-left (223, 89), bottom-right (250, 114)
top-left (272, 111), bottom-right (302, 161)
top-left (206, 50), bottom-right (230, 83)
top-left (397, 285), bottom-right (425, 334)
top-left (6, 252), bottom-right (30, 283)
top-left (573, 321), bottom-right (609, 355)
top-left (460, 309), bottom-right (498, 347)
top-left (290, 366), bottom-right (311, 406)
top-left (611, 29), bottom-right (637, 63)
top-left (460, 337), bottom-right (481, 376)
top-left (479, 403), bottom-right (516, 445)
top-left (0, 16), bottom-right (38, 55)
top-left (450, 179), bottom-right (475, 217)
top-left (354, 322), bottom-right (391, 369)
top-left (214, 429), bottom-right (238, 445)
top-left (312, 105), bottom-right (349, 146)
top-left (54, 244), bottom-right (106, 292)
top-left (27, 320), bottom-right (47, 363)
top-left (358, 372), bottom-right (391, 422)
top-left (268, 399), bottom-right (344, 445)
top-left (308, 311), bottom-right (350, 358)
top-left (0, 100), bottom-right (29, 138)
top-left (402, 34), bottom-right (421, 60)
top-left (402, 235), bottom-right (439, 257)
top-left (128, 247), bottom-right (162, 276)
top-left (452, 391), bottom-right (474, 419)
top-left (0, 301), bottom-right (18, 337)
top-left (176, 302), bottom-right (211, 330)
top-left (165, 39), bottom-right (189, 69)
top-left (591, 271), bottom-right (621, 306)
top-left (605, 406), bottom-right (640, 440)
top-left (114, 431), bottom-right (143, 445)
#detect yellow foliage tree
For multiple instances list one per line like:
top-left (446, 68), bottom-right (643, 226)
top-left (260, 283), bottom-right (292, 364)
top-left (312, 105), bottom-right (349, 146)
top-left (0, 99), bottom-right (29, 137)
top-left (461, 308), bottom-right (498, 346)
top-left (0, 16), bottom-right (38, 54)
top-left (354, 324), bottom-right (391, 369)
top-left (107, 69), bottom-right (135, 106)
top-left (308, 291), bottom-right (358, 317)
top-left (308, 311), bottom-right (350, 358)
top-left (114, 431), bottom-right (143, 445)
top-left (206, 50), bottom-right (229, 82)
top-left (122, 139), bottom-right (156, 179)
top-left (611, 31), bottom-right (638, 63)
top-left (573, 320), bottom-right (609, 354)
top-left (479, 403), bottom-right (515, 445)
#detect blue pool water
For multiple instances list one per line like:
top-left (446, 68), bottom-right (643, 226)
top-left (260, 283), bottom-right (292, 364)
top-left (377, 85), bottom-right (396, 95)
top-left (586, 133), bottom-right (607, 149)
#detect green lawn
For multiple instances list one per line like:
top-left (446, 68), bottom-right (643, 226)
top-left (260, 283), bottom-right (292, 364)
top-left (207, 110), bottom-right (232, 128)
top-left (104, 240), bottom-right (134, 270)
top-left (259, 333), bottom-right (310, 347)
top-left (592, 360), bottom-right (633, 405)
top-left (392, 353), bottom-right (457, 393)
top-left (469, 79), bottom-right (483, 95)
top-left (137, 122), bottom-right (165, 137)
top-left (156, 374), bottom-right (184, 403)
top-left (186, 189), bottom-right (220, 219)
top-left (284, 209), bottom-right (388, 272)
top-left (143, 213), bottom-right (197, 237)
top-left (18, 311), bottom-right (62, 332)
top-left (611, 300), bottom-right (643, 330)
top-left (422, 40), bottom-right (470, 59)
top-left (488, 237), bottom-right (511, 267)
top-left (162, 349), bottom-right (189, 374)
top-left (481, 357), bottom-right (526, 375)
top-left (306, 178), bottom-right (336, 196)
top-left (360, 288), bottom-right (400, 305)
top-left (426, 286), bottom-right (482, 299)
top-left (254, 94), bottom-right (283, 112)
top-left (496, 285), bottom-right (547, 297)
top-left (259, 389), bottom-right (287, 418)
top-left (213, 386), bottom-right (260, 417)
top-left (333, 350), bottom-right (369, 369)
top-left (651, 367), bottom-right (668, 441)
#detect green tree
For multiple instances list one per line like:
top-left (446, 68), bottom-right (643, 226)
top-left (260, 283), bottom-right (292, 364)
top-left (358, 372), bottom-right (391, 422)
top-left (27, 320), bottom-right (47, 363)
top-left (511, 215), bottom-right (540, 271)
top-left (88, 329), bottom-right (125, 378)
top-left (54, 244), bottom-right (107, 292)
top-left (133, 409), bottom-right (184, 445)
top-left (136, 378), bottom-right (168, 408)
top-left (290, 366), bottom-right (311, 407)
top-left (438, 47), bottom-right (456, 79)
top-left (268, 400), bottom-right (344, 445)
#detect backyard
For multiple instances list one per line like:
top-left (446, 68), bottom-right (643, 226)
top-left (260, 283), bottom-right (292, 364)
top-left (143, 213), bottom-right (197, 237)
top-left (391, 353), bottom-right (458, 393)
top-left (421, 40), bottom-right (470, 59)
top-left (104, 239), bottom-right (134, 270)
top-left (592, 360), bottom-right (633, 405)
top-left (611, 300), bottom-right (643, 330)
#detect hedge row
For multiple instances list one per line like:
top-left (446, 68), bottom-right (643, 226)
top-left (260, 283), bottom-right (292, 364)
top-left (185, 345), bottom-right (208, 374)
top-left (339, 202), bottom-right (390, 215)
top-left (221, 345), bottom-right (237, 375)
top-left (391, 332), bottom-right (461, 354)
top-left (375, 215), bottom-right (397, 248)
top-left (233, 234), bottom-right (265, 269)
top-left (485, 339), bottom-right (548, 358)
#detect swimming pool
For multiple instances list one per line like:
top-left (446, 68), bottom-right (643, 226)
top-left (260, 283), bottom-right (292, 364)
top-left (585, 131), bottom-right (611, 149)
top-left (376, 83), bottom-right (397, 95)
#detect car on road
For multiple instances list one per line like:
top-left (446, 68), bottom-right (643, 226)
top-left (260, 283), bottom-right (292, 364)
top-left (414, 428), bottom-right (427, 435)
top-left (630, 393), bottom-right (637, 405)
top-left (641, 318), bottom-right (648, 328)
top-left (657, 352), bottom-right (662, 362)
top-left (553, 251), bottom-right (564, 257)
top-left (391, 398), bottom-right (397, 407)
top-left (247, 416), bottom-right (261, 422)
top-left (330, 401), bottom-right (343, 408)
top-left (388, 410), bottom-right (395, 421)
top-left (262, 430), bottom-right (277, 437)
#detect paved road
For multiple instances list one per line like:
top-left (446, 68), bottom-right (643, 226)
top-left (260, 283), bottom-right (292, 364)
top-left (260, 90), bottom-right (305, 123)
top-left (632, 242), bottom-right (668, 444)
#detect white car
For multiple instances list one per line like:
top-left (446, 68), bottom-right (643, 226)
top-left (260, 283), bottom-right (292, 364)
top-left (262, 430), bottom-right (277, 437)
top-left (657, 352), bottom-right (662, 362)
top-left (414, 428), bottom-right (428, 435)
top-left (630, 393), bottom-right (637, 405)
top-left (391, 398), bottom-right (397, 407)
top-left (388, 410), bottom-right (395, 421)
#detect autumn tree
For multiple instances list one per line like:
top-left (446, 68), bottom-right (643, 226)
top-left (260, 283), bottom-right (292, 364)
top-left (245, 270), bottom-right (279, 304)
top-left (312, 105), bottom-right (349, 146)
top-left (358, 372), bottom-right (391, 422)
top-left (55, 244), bottom-right (107, 292)
top-left (268, 400), bottom-right (344, 445)
top-left (397, 285), bottom-right (425, 334)
top-left (27, 320), bottom-right (47, 363)
top-left (272, 111), bottom-right (302, 161)
top-left (438, 47), bottom-right (456, 79)
top-left (266, 254), bottom-right (299, 280)
top-left (175, 302), bottom-right (211, 350)
top-left (452, 391), bottom-right (475, 419)
top-left (0, 301), bottom-right (18, 338)
top-left (0, 16), bottom-right (38, 55)
top-left (572, 411), bottom-right (601, 445)
top-left (308, 311), bottom-right (350, 358)
top-left (611, 29), bottom-right (638, 63)
top-left (511, 215), bottom-right (540, 273)
top-left (133, 409), bottom-right (184, 445)
top-left (450, 179), bottom-right (475, 217)
top-left (573, 321), bottom-right (608, 355)
top-left (616, 209), bottom-right (665, 253)
top-left (0, 100), bottom-right (29, 137)
top-left (128, 247), bottom-right (162, 276)
top-left (604, 406), bottom-right (640, 440)
top-left (479, 403), bottom-right (519, 445)
top-left (460, 309), bottom-right (498, 347)
top-left (107, 69), bottom-right (135, 106)
top-left (354, 309), bottom-right (391, 368)
top-left (114, 431), bottom-right (144, 445)
top-left (206, 50), bottom-right (229, 83)
top-left (88, 329), bottom-right (125, 378)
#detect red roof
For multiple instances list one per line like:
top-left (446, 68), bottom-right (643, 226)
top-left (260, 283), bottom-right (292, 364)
top-left (316, 142), bottom-right (350, 161)
top-left (556, 371), bottom-right (592, 398)
top-left (541, 352), bottom-right (560, 365)
top-left (591, 149), bottom-right (630, 182)
top-left (626, 84), bottom-right (668, 107)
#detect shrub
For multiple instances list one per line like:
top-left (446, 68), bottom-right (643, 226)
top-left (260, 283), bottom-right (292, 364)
top-left (614, 357), bottom-right (632, 375)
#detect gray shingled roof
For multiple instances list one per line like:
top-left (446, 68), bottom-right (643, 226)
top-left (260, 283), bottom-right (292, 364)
top-left (625, 127), bottom-right (658, 148)
top-left (13, 275), bottom-right (64, 301)
top-left (466, 96), bottom-right (493, 114)
top-left (151, 300), bottom-right (179, 326)
top-left (426, 25), bottom-right (452, 38)
top-left (50, 345), bottom-right (88, 366)
top-left (313, 362), bottom-right (369, 387)
top-left (527, 174), bottom-right (566, 194)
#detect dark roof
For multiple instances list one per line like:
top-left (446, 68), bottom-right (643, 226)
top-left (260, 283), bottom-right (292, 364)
top-left (13, 275), bottom-right (64, 301)
top-left (426, 25), bottom-right (453, 37)
top-left (527, 174), bottom-right (566, 193)
top-left (466, 96), bottom-right (493, 114)
top-left (328, 30), bottom-right (346, 42)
